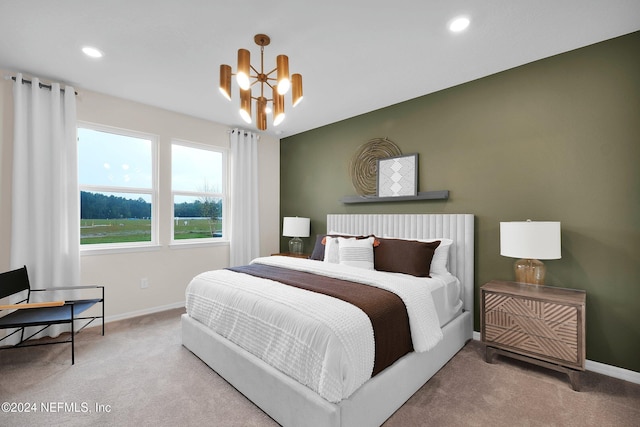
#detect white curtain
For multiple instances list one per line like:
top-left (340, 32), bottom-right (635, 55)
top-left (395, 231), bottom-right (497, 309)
top-left (10, 74), bottom-right (79, 336)
top-left (229, 128), bottom-right (260, 266)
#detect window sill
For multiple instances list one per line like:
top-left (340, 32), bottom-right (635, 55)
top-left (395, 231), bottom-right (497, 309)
top-left (81, 244), bottom-right (162, 256)
top-left (80, 239), bottom-right (229, 255)
top-left (169, 240), bottom-right (229, 250)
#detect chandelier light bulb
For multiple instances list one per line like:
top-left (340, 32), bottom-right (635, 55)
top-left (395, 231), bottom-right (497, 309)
top-left (236, 48), bottom-right (251, 90)
top-left (82, 46), bottom-right (103, 58)
top-left (236, 73), bottom-right (250, 91)
top-left (292, 74), bottom-right (303, 107)
top-left (219, 64), bottom-right (232, 101)
top-left (239, 88), bottom-right (252, 123)
top-left (277, 79), bottom-right (290, 95)
top-left (276, 55), bottom-right (290, 95)
top-left (273, 112), bottom-right (285, 126)
top-left (219, 88), bottom-right (231, 101)
top-left (240, 109), bottom-right (252, 123)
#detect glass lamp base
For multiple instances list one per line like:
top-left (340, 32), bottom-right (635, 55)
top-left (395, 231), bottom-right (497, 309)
top-left (514, 258), bottom-right (546, 285)
top-left (288, 237), bottom-right (304, 255)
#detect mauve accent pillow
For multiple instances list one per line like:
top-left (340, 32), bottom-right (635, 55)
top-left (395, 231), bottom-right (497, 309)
top-left (309, 234), bottom-right (326, 260)
top-left (374, 238), bottom-right (441, 277)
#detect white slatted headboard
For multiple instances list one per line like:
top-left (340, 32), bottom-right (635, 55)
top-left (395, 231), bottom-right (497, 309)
top-left (327, 214), bottom-right (475, 316)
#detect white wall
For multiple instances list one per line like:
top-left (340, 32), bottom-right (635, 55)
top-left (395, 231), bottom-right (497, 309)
top-left (0, 76), bottom-right (281, 320)
top-left (0, 77), bottom-right (13, 273)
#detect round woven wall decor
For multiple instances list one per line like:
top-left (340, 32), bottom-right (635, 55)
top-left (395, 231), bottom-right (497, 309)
top-left (349, 138), bottom-right (401, 196)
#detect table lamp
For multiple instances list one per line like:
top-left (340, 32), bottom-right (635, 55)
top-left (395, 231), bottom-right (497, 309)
top-left (500, 220), bottom-right (561, 285)
top-left (282, 217), bottom-right (310, 255)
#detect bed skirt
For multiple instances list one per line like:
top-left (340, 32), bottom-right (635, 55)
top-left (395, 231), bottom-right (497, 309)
top-left (181, 310), bottom-right (472, 427)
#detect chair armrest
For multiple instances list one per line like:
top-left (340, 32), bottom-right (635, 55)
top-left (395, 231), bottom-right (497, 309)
top-left (31, 285), bottom-right (104, 292)
top-left (0, 301), bottom-right (65, 310)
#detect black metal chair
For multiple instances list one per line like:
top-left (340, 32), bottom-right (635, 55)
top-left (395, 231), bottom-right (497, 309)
top-left (0, 266), bottom-right (104, 364)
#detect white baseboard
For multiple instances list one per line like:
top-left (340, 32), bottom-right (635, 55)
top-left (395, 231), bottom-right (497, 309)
top-left (104, 301), bottom-right (185, 324)
top-left (471, 331), bottom-right (640, 385)
top-left (584, 359), bottom-right (640, 385)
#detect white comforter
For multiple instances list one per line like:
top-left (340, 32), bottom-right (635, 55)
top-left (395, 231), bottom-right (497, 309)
top-left (185, 256), bottom-right (444, 403)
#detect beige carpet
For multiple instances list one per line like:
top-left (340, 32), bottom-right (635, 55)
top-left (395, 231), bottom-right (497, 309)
top-left (1, 308), bottom-right (638, 427)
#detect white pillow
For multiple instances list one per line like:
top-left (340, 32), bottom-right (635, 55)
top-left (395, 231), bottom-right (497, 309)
top-left (338, 236), bottom-right (375, 270)
top-left (323, 232), bottom-right (366, 264)
top-left (423, 238), bottom-right (453, 275)
top-left (323, 236), bottom-right (340, 264)
top-left (382, 235), bottom-right (453, 275)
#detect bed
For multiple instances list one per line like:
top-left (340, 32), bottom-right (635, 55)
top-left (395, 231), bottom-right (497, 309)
top-left (182, 213), bottom-right (474, 426)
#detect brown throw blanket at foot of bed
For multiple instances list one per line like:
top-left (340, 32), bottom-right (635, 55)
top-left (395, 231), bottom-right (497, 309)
top-left (228, 264), bottom-right (413, 376)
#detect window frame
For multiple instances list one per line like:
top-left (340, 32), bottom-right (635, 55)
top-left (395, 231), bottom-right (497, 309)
top-left (170, 139), bottom-right (228, 246)
top-left (77, 121), bottom-right (159, 252)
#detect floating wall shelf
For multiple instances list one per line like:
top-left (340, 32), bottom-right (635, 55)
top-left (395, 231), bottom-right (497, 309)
top-left (340, 190), bottom-right (449, 204)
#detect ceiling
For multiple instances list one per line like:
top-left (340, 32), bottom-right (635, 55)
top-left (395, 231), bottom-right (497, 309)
top-left (1, 1), bottom-right (639, 139)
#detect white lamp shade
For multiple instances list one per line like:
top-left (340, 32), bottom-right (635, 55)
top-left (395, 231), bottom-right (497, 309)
top-left (282, 217), bottom-right (310, 238)
top-left (500, 221), bottom-right (561, 260)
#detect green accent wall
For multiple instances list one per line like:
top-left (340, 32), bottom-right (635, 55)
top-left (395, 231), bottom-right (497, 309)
top-left (280, 31), bottom-right (640, 372)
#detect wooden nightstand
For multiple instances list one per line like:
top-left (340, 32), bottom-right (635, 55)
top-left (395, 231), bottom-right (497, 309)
top-left (271, 252), bottom-right (309, 259)
top-left (481, 280), bottom-right (586, 390)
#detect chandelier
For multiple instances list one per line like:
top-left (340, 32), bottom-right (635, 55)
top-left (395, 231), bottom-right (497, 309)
top-left (219, 34), bottom-right (303, 131)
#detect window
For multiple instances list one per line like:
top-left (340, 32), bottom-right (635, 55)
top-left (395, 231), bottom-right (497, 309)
top-left (171, 141), bottom-right (226, 242)
top-left (78, 124), bottom-right (157, 247)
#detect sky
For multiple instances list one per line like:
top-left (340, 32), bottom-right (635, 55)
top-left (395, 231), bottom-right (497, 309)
top-left (77, 127), bottom-right (223, 203)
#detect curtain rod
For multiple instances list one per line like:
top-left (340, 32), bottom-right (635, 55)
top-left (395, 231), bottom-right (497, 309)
top-left (228, 129), bottom-right (260, 140)
top-left (10, 76), bottom-right (78, 95)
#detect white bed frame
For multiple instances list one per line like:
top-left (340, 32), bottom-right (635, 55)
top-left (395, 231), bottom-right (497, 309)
top-left (182, 213), bottom-right (474, 426)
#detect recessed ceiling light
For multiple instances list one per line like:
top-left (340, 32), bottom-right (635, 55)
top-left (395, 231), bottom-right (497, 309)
top-left (82, 46), bottom-right (103, 58)
top-left (449, 16), bottom-right (470, 33)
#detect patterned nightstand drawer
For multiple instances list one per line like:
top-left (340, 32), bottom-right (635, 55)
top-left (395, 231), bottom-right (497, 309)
top-left (484, 293), bottom-right (580, 365)
top-left (481, 280), bottom-right (586, 390)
